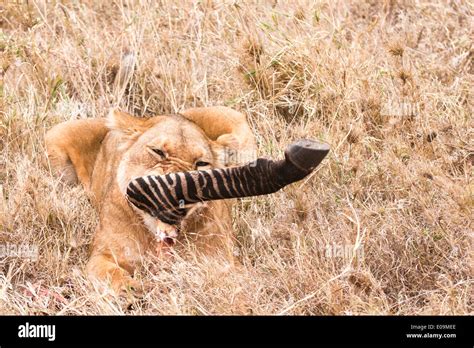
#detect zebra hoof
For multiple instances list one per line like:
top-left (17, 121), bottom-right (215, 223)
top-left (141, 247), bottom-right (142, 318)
top-left (284, 139), bottom-right (330, 172)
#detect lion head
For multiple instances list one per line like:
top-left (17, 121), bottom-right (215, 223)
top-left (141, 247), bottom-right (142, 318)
top-left (106, 108), bottom-right (251, 242)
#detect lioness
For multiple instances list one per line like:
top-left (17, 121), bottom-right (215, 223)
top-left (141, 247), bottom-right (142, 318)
top-left (45, 107), bottom-right (256, 293)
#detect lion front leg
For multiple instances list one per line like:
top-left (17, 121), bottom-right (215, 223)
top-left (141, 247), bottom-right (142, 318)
top-left (85, 228), bottom-right (147, 296)
top-left (86, 253), bottom-right (141, 295)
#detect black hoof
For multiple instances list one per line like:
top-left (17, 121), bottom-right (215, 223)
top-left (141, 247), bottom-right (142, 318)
top-left (285, 139), bottom-right (330, 172)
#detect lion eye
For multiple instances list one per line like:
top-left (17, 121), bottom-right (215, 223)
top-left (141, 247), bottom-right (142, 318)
top-left (152, 148), bottom-right (166, 158)
top-left (195, 161), bottom-right (210, 168)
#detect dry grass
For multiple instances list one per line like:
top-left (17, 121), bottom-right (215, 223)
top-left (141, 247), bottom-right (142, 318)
top-left (0, 0), bottom-right (473, 315)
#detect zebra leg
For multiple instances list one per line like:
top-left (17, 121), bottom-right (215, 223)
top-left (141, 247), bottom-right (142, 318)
top-left (126, 139), bottom-right (330, 226)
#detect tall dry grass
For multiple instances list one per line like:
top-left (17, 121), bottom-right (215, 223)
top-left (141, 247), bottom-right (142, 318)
top-left (0, 0), bottom-right (472, 314)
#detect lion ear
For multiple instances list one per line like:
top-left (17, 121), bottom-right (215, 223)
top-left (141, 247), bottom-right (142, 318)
top-left (106, 109), bottom-right (156, 139)
top-left (182, 107), bottom-right (257, 167)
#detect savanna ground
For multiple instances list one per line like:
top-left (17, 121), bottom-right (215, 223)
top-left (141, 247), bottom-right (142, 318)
top-left (0, 1), bottom-right (472, 315)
